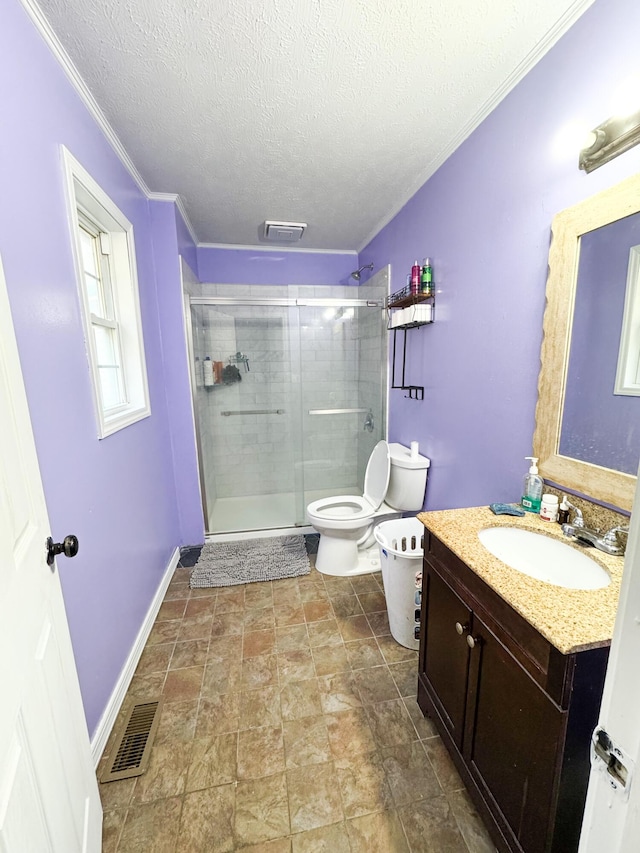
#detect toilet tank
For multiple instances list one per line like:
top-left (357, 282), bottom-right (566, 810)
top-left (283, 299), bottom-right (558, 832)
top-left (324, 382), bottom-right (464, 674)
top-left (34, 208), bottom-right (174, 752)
top-left (385, 443), bottom-right (431, 510)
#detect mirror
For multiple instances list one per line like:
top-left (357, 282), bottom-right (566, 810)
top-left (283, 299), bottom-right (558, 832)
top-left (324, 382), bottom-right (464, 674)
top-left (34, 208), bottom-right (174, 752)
top-left (534, 172), bottom-right (640, 512)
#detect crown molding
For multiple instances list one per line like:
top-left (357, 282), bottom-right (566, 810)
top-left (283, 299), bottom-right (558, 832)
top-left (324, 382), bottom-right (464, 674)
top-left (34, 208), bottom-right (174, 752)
top-left (197, 242), bottom-right (357, 256)
top-left (148, 192), bottom-right (199, 246)
top-left (22, 0), bottom-right (594, 259)
top-left (357, 0), bottom-right (596, 253)
top-left (20, 0), bottom-right (152, 196)
top-left (21, 0), bottom-right (200, 247)
top-left (21, 0), bottom-right (346, 256)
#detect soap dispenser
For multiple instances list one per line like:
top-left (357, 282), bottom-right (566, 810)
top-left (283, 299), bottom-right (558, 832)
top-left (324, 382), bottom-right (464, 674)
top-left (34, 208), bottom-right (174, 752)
top-left (521, 456), bottom-right (543, 513)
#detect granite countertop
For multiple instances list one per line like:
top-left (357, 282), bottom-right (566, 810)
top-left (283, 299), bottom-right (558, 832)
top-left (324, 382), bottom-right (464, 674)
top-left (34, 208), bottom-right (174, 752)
top-left (417, 506), bottom-right (624, 655)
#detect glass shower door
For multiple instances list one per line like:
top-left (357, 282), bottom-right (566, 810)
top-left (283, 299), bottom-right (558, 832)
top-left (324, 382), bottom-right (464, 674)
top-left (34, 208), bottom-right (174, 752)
top-left (296, 302), bottom-right (386, 518)
top-left (190, 302), bottom-right (302, 533)
top-left (189, 293), bottom-right (386, 535)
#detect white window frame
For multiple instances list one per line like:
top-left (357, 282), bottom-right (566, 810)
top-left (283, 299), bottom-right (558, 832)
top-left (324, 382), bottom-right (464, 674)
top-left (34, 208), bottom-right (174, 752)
top-left (62, 147), bottom-right (151, 437)
top-left (614, 244), bottom-right (640, 396)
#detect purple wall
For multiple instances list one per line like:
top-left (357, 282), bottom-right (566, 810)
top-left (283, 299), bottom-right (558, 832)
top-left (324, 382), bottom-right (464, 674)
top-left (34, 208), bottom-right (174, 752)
top-left (361, 0), bottom-right (640, 511)
top-left (197, 246), bottom-right (358, 285)
top-left (560, 213), bottom-right (640, 475)
top-left (0, 0), bottom-right (197, 736)
top-left (150, 202), bottom-right (205, 544)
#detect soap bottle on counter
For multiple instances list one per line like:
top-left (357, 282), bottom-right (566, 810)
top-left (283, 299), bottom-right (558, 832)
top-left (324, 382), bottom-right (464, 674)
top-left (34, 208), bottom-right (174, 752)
top-left (521, 456), bottom-right (543, 513)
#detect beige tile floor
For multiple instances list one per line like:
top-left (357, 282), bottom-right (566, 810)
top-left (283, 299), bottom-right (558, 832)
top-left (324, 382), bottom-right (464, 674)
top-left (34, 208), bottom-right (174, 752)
top-left (99, 554), bottom-right (497, 852)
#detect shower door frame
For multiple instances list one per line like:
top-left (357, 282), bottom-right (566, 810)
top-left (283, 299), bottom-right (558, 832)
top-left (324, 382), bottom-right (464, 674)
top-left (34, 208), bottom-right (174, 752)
top-left (188, 294), bottom-right (388, 535)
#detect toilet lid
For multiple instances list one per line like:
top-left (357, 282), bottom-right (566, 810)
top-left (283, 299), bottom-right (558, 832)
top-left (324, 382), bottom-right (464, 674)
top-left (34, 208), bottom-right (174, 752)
top-left (363, 440), bottom-right (390, 510)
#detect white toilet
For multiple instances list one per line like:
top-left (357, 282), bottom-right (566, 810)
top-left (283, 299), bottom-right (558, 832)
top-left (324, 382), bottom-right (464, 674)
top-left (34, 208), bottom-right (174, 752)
top-left (306, 441), bottom-right (430, 576)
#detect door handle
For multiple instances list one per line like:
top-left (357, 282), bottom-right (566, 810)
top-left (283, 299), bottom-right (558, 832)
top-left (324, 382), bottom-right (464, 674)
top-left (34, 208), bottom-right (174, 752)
top-left (46, 535), bottom-right (79, 567)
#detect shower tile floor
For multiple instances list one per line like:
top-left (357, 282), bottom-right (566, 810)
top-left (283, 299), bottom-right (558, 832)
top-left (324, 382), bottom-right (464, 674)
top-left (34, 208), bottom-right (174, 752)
top-left (99, 554), bottom-right (497, 852)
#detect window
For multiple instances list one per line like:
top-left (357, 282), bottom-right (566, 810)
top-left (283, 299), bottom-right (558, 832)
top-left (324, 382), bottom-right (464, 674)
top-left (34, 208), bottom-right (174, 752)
top-left (62, 148), bottom-right (150, 437)
top-left (615, 244), bottom-right (640, 396)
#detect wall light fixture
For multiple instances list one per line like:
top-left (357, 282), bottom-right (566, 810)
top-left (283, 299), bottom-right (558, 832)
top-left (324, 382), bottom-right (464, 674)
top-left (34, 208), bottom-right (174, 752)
top-left (579, 108), bottom-right (640, 173)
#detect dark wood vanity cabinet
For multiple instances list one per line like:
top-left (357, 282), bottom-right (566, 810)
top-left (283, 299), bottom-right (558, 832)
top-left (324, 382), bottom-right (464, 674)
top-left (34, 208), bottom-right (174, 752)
top-left (417, 532), bottom-right (609, 853)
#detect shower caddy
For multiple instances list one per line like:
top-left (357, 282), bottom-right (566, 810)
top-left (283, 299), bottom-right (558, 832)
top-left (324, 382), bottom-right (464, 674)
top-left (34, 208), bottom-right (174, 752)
top-left (386, 283), bottom-right (435, 401)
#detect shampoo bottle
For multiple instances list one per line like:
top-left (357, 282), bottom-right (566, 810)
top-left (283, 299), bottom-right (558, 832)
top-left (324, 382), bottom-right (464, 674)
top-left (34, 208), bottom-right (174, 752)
top-left (420, 258), bottom-right (433, 295)
top-left (521, 456), bottom-right (543, 513)
top-left (411, 261), bottom-right (421, 294)
top-left (203, 356), bottom-right (214, 387)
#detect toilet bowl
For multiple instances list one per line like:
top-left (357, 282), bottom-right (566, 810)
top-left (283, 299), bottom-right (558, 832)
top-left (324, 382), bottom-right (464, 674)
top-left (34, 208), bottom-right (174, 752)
top-left (307, 441), bottom-right (430, 576)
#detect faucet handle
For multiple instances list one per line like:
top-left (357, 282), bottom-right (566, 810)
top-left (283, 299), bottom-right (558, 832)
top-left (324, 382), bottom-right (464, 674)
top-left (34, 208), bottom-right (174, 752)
top-left (565, 501), bottom-right (584, 527)
top-left (603, 524), bottom-right (629, 544)
top-left (602, 525), bottom-right (629, 555)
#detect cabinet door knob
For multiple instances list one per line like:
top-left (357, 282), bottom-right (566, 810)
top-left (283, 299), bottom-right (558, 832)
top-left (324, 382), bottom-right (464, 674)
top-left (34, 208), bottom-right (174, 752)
top-left (455, 622), bottom-right (469, 635)
top-left (466, 634), bottom-right (480, 649)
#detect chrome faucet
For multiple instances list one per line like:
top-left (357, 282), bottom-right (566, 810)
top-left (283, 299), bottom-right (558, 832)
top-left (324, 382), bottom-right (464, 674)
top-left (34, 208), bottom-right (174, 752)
top-left (562, 511), bottom-right (629, 556)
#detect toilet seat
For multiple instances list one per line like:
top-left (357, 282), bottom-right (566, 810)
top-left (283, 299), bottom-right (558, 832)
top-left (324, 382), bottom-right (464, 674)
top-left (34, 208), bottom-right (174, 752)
top-left (306, 495), bottom-right (373, 522)
top-left (306, 441), bottom-right (391, 526)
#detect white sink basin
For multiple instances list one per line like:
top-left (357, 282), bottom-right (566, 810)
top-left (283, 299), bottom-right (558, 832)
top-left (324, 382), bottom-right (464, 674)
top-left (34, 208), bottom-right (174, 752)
top-left (478, 527), bottom-right (611, 590)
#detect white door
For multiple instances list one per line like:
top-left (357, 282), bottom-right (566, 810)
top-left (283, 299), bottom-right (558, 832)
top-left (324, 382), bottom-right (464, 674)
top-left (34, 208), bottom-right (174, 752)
top-left (579, 472), bottom-right (640, 851)
top-left (0, 254), bottom-right (102, 852)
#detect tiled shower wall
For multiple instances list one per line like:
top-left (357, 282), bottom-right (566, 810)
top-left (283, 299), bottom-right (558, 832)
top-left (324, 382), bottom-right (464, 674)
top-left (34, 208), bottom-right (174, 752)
top-left (190, 281), bottom-right (388, 511)
top-left (299, 294), bottom-right (360, 493)
top-left (211, 306), bottom-right (295, 499)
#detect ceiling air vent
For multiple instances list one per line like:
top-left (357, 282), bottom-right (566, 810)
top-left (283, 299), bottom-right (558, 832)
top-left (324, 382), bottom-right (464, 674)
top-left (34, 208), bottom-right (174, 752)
top-left (263, 220), bottom-right (307, 242)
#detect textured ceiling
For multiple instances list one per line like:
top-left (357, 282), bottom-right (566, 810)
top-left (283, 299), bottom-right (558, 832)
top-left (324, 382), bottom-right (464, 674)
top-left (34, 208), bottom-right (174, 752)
top-left (35, 0), bottom-right (593, 250)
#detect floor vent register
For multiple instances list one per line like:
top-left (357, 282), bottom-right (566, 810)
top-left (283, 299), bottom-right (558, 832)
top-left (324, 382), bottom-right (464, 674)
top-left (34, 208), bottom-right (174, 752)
top-left (100, 699), bottom-right (163, 782)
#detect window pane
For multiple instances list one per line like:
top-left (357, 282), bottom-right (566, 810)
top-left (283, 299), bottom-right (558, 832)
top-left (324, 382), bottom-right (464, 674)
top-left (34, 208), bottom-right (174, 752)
top-left (93, 325), bottom-right (120, 368)
top-left (84, 273), bottom-right (102, 316)
top-left (79, 224), bottom-right (107, 317)
top-left (98, 254), bottom-right (116, 321)
top-left (98, 366), bottom-right (124, 410)
top-left (79, 227), bottom-right (98, 276)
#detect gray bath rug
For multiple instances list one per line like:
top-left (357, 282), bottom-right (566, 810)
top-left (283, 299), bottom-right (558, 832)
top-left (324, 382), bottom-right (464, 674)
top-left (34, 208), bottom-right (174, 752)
top-left (189, 534), bottom-right (311, 588)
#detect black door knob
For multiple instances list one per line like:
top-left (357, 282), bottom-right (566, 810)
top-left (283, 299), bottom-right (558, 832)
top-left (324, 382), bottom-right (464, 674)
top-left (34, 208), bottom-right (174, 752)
top-left (46, 535), bottom-right (79, 567)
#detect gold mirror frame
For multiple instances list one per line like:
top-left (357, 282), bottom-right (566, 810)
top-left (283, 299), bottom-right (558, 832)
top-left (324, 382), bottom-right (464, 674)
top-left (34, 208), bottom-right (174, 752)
top-left (533, 171), bottom-right (640, 512)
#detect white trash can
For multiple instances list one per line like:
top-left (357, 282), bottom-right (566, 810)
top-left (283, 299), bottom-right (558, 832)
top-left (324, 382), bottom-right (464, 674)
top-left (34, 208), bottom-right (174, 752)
top-left (374, 517), bottom-right (425, 650)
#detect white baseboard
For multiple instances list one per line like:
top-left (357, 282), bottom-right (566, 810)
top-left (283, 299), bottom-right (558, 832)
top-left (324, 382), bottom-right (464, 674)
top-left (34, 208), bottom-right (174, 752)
top-left (90, 545), bottom-right (180, 766)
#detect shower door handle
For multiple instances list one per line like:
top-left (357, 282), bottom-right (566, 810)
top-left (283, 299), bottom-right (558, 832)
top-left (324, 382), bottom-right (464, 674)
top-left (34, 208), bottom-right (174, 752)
top-left (221, 409), bottom-right (285, 416)
top-left (308, 408), bottom-right (369, 415)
